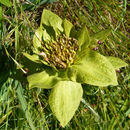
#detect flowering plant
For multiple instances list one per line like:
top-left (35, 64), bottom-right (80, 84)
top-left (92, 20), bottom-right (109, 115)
top-left (23, 9), bottom-right (128, 127)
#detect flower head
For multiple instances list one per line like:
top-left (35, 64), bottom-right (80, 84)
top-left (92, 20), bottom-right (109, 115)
top-left (40, 34), bottom-right (79, 69)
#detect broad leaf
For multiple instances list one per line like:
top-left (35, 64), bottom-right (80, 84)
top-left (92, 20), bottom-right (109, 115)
top-left (49, 81), bottom-right (83, 127)
top-left (91, 29), bottom-right (111, 43)
top-left (106, 56), bottom-right (128, 69)
top-left (63, 19), bottom-right (73, 37)
top-left (78, 26), bottom-right (90, 51)
top-left (75, 47), bottom-right (89, 63)
top-left (68, 50), bottom-right (118, 87)
top-left (33, 27), bottom-right (44, 50)
top-left (40, 9), bottom-right (63, 32)
top-left (33, 27), bottom-right (51, 51)
top-left (27, 70), bottom-right (59, 89)
top-left (23, 53), bottom-right (41, 63)
top-left (42, 24), bottom-right (56, 40)
top-left (76, 27), bottom-right (90, 62)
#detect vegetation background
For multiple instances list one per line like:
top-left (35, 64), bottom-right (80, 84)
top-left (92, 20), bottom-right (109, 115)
top-left (0, 0), bottom-right (129, 129)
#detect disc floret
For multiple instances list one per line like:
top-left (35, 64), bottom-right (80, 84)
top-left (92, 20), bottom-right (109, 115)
top-left (41, 35), bottom-right (79, 69)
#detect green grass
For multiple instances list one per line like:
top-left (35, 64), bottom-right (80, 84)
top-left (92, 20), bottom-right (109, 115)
top-left (0, 0), bottom-right (129, 129)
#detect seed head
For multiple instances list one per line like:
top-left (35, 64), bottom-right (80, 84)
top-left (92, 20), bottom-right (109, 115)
top-left (41, 35), bottom-right (79, 69)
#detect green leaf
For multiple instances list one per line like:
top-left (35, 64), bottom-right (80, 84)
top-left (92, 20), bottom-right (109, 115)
top-left (0, 0), bottom-right (12, 7)
top-left (23, 53), bottom-right (41, 63)
top-left (63, 19), bottom-right (73, 37)
top-left (33, 27), bottom-right (42, 50)
top-left (40, 9), bottom-right (63, 33)
top-left (27, 70), bottom-right (59, 89)
top-left (49, 81), bottom-right (83, 127)
top-left (106, 56), bottom-right (128, 69)
top-left (78, 26), bottom-right (90, 51)
top-left (0, 6), bottom-right (2, 30)
top-left (16, 83), bottom-right (35, 130)
top-left (33, 27), bottom-right (51, 51)
top-left (15, 25), bottom-right (19, 53)
top-left (42, 24), bottom-right (56, 40)
top-left (76, 26), bottom-right (90, 62)
top-left (91, 29), bottom-right (111, 43)
top-left (0, 110), bottom-right (12, 124)
top-left (75, 47), bottom-right (89, 63)
top-left (68, 50), bottom-right (118, 87)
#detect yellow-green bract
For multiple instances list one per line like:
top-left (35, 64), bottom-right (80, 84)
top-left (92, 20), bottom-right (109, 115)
top-left (23, 9), bottom-right (128, 127)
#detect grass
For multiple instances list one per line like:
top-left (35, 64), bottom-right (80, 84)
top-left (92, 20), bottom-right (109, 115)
top-left (0, 0), bottom-right (129, 129)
